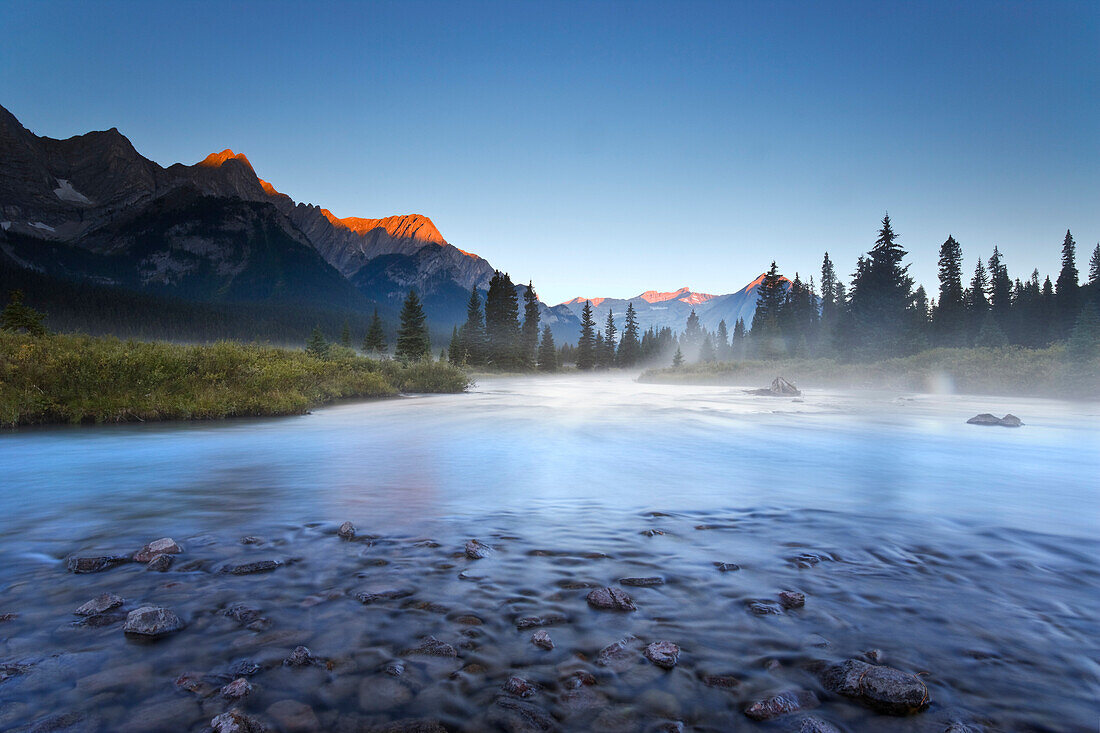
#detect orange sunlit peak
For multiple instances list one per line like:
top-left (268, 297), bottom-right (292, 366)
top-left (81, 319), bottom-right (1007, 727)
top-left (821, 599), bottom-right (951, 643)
top-left (320, 210), bottom-right (449, 245)
top-left (198, 149), bottom-right (254, 171)
top-left (258, 179), bottom-right (282, 197)
top-left (639, 287), bottom-right (692, 303)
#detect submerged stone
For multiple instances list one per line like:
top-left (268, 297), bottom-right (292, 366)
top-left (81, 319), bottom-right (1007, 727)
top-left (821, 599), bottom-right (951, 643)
top-left (744, 689), bottom-right (819, 720)
top-left (211, 709), bottom-right (268, 733)
top-left (123, 606), bottom-right (183, 638)
top-left (133, 538), bottom-right (182, 563)
top-left (645, 641), bottom-right (680, 669)
top-left (531, 629), bottom-right (554, 650)
top-left (464, 539), bottom-right (494, 559)
top-left (66, 555), bottom-right (130, 574)
top-left (502, 675), bottom-right (538, 698)
top-left (779, 590), bottom-right (806, 609)
top-left (597, 635), bottom-right (643, 672)
top-left (75, 593), bottom-right (124, 616)
top-left (404, 635), bottom-right (456, 657)
top-left (515, 613), bottom-right (567, 629)
top-left (146, 553), bottom-right (174, 572)
top-left (284, 646), bottom-right (315, 667)
top-left (798, 716), bottom-right (842, 733)
top-left (222, 560), bottom-right (282, 575)
top-left (586, 586), bottom-right (637, 611)
top-left (820, 659), bottom-right (930, 715)
top-left (337, 521), bottom-right (356, 540)
top-left (619, 576), bottom-right (664, 586)
top-left (221, 677), bottom-right (253, 700)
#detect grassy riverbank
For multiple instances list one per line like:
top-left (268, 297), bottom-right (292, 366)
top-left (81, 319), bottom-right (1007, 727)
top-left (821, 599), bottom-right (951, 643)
top-left (0, 332), bottom-right (468, 427)
top-left (639, 346), bottom-right (1100, 398)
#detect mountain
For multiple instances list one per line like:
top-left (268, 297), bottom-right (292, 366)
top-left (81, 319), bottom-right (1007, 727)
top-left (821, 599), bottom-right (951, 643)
top-left (558, 274), bottom-right (792, 336)
top-left (0, 104), bottom-right (580, 342)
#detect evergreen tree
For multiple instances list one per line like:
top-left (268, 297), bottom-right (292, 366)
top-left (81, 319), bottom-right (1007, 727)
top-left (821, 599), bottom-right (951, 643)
top-left (520, 281), bottom-right (540, 370)
top-left (0, 290), bottom-right (48, 336)
top-left (340, 319), bottom-right (351, 347)
top-left (698, 333), bottom-right (716, 362)
top-left (305, 325), bottom-right (330, 360)
top-left (457, 286), bottom-right (486, 366)
top-left (1055, 230), bottom-right (1080, 336)
top-left (599, 310), bottom-right (617, 367)
top-left (362, 308), bottom-right (387, 355)
top-left (731, 318), bottom-right (747, 359)
top-left (537, 325), bottom-right (557, 371)
top-left (617, 302), bottom-right (641, 366)
top-left (975, 313), bottom-right (1008, 348)
top-left (395, 289), bottom-right (431, 362)
top-left (576, 300), bottom-right (597, 370)
top-left (681, 308), bottom-right (703, 358)
top-left (594, 330), bottom-right (605, 367)
top-left (672, 347), bottom-right (684, 367)
top-left (988, 246), bottom-right (1012, 317)
top-left (447, 325), bottom-right (462, 366)
top-left (934, 235), bottom-right (965, 346)
top-left (1090, 244), bottom-right (1100, 286)
top-left (484, 271), bottom-right (520, 367)
top-left (715, 319), bottom-right (730, 361)
top-left (847, 214), bottom-right (914, 355)
top-left (967, 260), bottom-right (990, 343)
top-left (820, 252), bottom-right (838, 326)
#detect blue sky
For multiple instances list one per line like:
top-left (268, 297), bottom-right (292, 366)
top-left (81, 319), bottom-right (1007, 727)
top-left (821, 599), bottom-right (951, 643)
top-left (2, 0), bottom-right (1096, 304)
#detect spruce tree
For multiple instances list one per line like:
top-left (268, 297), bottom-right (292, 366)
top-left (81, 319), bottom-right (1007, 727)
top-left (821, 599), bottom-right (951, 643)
top-left (458, 286), bottom-right (486, 366)
top-left (0, 290), bottom-right (47, 336)
top-left (306, 325), bottom-right (330, 360)
top-left (751, 261), bottom-right (786, 356)
top-left (484, 271), bottom-right (520, 368)
top-left (848, 214), bottom-right (914, 355)
top-left (594, 330), bottom-right (605, 367)
top-left (448, 325), bottom-right (462, 366)
top-left (362, 309), bottom-right (387, 355)
top-left (672, 347), bottom-right (684, 367)
top-left (935, 235), bottom-right (965, 346)
top-left (1090, 244), bottom-right (1100, 286)
top-left (521, 282), bottom-right (540, 370)
top-left (537, 325), bottom-right (557, 371)
top-left (395, 289), bottom-right (431, 362)
top-left (715, 319), bottom-right (730, 361)
top-left (617, 302), bottom-right (641, 366)
top-left (820, 252), bottom-right (838, 325)
top-left (1067, 305), bottom-right (1100, 360)
top-left (340, 319), bottom-right (351, 347)
top-left (698, 333), bottom-right (716, 362)
top-left (731, 318), bottom-right (746, 359)
top-left (682, 308), bottom-right (704, 358)
top-left (576, 300), bottom-right (597, 370)
top-left (988, 246), bottom-right (1012, 317)
top-left (600, 310), bottom-right (617, 367)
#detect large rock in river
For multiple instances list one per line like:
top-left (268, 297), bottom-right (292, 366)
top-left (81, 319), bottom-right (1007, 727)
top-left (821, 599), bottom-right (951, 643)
top-left (133, 537), bottom-right (182, 563)
top-left (819, 658), bottom-right (930, 715)
top-left (586, 587), bottom-right (637, 611)
top-left (123, 606), bottom-right (184, 638)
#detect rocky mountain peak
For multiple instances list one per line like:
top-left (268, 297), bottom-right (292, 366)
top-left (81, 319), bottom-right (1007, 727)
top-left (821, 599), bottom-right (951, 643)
top-left (319, 210), bottom-right (447, 245)
top-left (198, 149), bottom-right (255, 171)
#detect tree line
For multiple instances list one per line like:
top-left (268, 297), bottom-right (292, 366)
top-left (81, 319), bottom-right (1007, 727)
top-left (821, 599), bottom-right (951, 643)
top-left (447, 271), bottom-right (558, 371)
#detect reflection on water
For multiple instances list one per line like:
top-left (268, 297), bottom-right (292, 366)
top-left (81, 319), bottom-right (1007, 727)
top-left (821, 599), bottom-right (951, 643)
top-left (0, 376), bottom-right (1097, 731)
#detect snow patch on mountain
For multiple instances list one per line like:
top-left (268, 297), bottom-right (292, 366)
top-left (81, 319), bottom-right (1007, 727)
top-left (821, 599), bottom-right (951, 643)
top-left (53, 179), bottom-right (92, 204)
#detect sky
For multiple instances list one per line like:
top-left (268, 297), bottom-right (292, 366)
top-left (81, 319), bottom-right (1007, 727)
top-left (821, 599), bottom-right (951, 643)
top-left (1, 0), bottom-right (1097, 304)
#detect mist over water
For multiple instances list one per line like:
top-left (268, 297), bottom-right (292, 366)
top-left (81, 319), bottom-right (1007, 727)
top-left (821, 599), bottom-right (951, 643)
top-left (1, 376), bottom-right (1098, 731)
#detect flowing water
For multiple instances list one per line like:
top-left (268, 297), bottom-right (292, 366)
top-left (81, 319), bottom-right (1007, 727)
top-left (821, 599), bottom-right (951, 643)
top-left (0, 376), bottom-right (1098, 732)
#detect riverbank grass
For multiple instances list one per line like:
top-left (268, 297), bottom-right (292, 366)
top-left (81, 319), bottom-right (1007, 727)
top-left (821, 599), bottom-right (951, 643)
top-left (0, 332), bottom-right (468, 426)
top-left (639, 346), bottom-right (1100, 398)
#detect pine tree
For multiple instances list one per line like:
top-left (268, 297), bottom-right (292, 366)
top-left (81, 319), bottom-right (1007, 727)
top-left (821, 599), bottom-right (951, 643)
top-left (594, 330), bottom-right (605, 367)
top-left (447, 325), bottom-right (462, 366)
top-left (1056, 230), bottom-right (1079, 334)
top-left (751, 261), bottom-right (786, 356)
top-left (731, 318), bottom-right (746, 359)
top-left (362, 308), bottom-right (387, 355)
top-left (967, 259), bottom-right (990, 344)
top-left (306, 325), bottom-right (330, 360)
top-left (698, 333), bottom-right (716, 362)
top-left (576, 300), bottom-right (597, 370)
top-left (848, 214), bottom-right (914, 355)
top-left (458, 286), bottom-right (486, 366)
top-left (537, 325), bottom-right (557, 371)
top-left (1090, 244), bottom-right (1100, 286)
top-left (599, 310), bottom-right (617, 367)
top-left (672, 347), bottom-right (684, 367)
top-left (521, 281), bottom-right (540, 370)
top-left (975, 313), bottom-right (1008, 348)
top-left (484, 272), bottom-right (520, 367)
top-left (340, 319), bottom-right (351, 347)
top-left (395, 289), bottom-right (431, 362)
top-left (820, 252), bottom-right (838, 325)
top-left (715, 319), bottom-right (730, 361)
top-left (1067, 304), bottom-right (1100, 360)
top-left (617, 302), bottom-right (641, 366)
top-left (0, 290), bottom-right (48, 336)
top-left (682, 308), bottom-right (704, 358)
top-left (988, 246), bottom-right (1012, 316)
top-left (935, 235), bottom-right (965, 346)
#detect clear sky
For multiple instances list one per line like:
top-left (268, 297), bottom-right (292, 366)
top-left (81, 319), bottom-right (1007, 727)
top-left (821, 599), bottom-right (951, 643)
top-left (2, 0), bottom-right (1097, 304)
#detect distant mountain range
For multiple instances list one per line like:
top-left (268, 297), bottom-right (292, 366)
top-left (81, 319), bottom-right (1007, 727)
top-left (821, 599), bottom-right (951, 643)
top-left (0, 104), bottom-right (785, 345)
top-left (558, 274), bottom-right (792, 335)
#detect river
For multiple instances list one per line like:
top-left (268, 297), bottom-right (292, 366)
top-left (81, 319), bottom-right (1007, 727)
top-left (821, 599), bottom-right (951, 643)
top-left (0, 375), bottom-right (1097, 731)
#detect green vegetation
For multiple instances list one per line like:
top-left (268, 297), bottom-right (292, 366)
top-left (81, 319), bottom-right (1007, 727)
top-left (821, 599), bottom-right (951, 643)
top-left (639, 345), bottom-right (1100, 399)
top-left (0, 332), bottom-right (468, 427)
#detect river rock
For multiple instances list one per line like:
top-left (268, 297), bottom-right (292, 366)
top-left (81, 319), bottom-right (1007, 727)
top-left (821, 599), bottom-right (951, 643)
top-left (641, 528), bottom-right (666, 537)
top-left (597, 635), bottom-right (643, 672)
top-left (221, 677), bottom-right (253, 699)
top-left (798, 716), bottom-right (843, 733)
top-left (122, 606), bottom-right (183, 638)
top-left (515, 613), bottom-right (567, 629)
top-left (223, 560), bottom-right (282, 575)
top-left (488, 697), bottom-right (555, 732)
top-left (644, 641), bottom-right (680, 669)
top-left (464, 539), bottom-right (493, 559)
top-left (531, 629), bottom-right (554, 650)
top-left (702, 673), bottom-right (740, 689)
top-left (133, 538), bottom-right (182, 563)
top-left (146, 553), bottom-right (174, 572)
top-left (224, 603), bottom-right (269, 630)
top-left (744, 689), bottom-right (819, 720)
top-left (337, 521), bottom-right (356, 540)
top-left (240, 536), bottom-right (265, 545)
top-left (266, 699), bottom-right (319, 732)
top-left (66, 555), bottom-right (130, 574)
top-left (779, 590), bottom-right (806, 609)
top-left (356, 588), bottom-right (414, 604)
top-left (967, 413), bottom-right (1022, 427)
top-left (0, 613), bottom-right (16, 623)
top-left (820, 659), bottom-right (930, 715)
top-left (75, 593), bottom-right (123, 616)
top-left (714, 562), bottom-right (740, 572)
top-left (404, 635), bottom-right (456, 657)
top-left (619, 576), bottom-right (664, 586)
top-left (945, 722), bottom-right (980, 733)
top-left (586, 587), bottom-right (637, 611)
top-left (211, 709), bottom-right (268, 733)
top-left (365, 720), bottom-right (447, 733)
top-left (284, 646), bottom-right (315, 667)
top-left (502, 676), bottom-right (538, 698)
top-left (747, 599), bottom-right (785, 615)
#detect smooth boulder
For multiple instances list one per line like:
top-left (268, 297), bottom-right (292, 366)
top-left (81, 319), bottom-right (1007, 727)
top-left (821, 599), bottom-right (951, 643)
top-left (744, 690), bottom-right (819, 720)
top-left (967, 413), bottom-right (1023, 427)
top-left (586, 586), bottom-right (637, 611)
top-left (67, 555), bottom-right (130, 574)
top-left (123, 606), bottom-right (183, 639)
top-left (133, 538), bottom-right (182, 563)
top-left (644, 641), bottom-right (680, 669)
top-left (820, 659), bottom-right (930, 715)
top-left (75, 593), bottom-right (123, 616)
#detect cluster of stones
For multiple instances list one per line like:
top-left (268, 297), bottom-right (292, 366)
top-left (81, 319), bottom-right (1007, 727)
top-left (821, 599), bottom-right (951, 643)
top-left (43, 525), bottom-right (951, 732)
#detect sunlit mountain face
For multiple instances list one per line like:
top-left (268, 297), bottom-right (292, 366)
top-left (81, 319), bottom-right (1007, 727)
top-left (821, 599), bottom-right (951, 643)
top-left (558, 275), bottom-right (792, 334)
